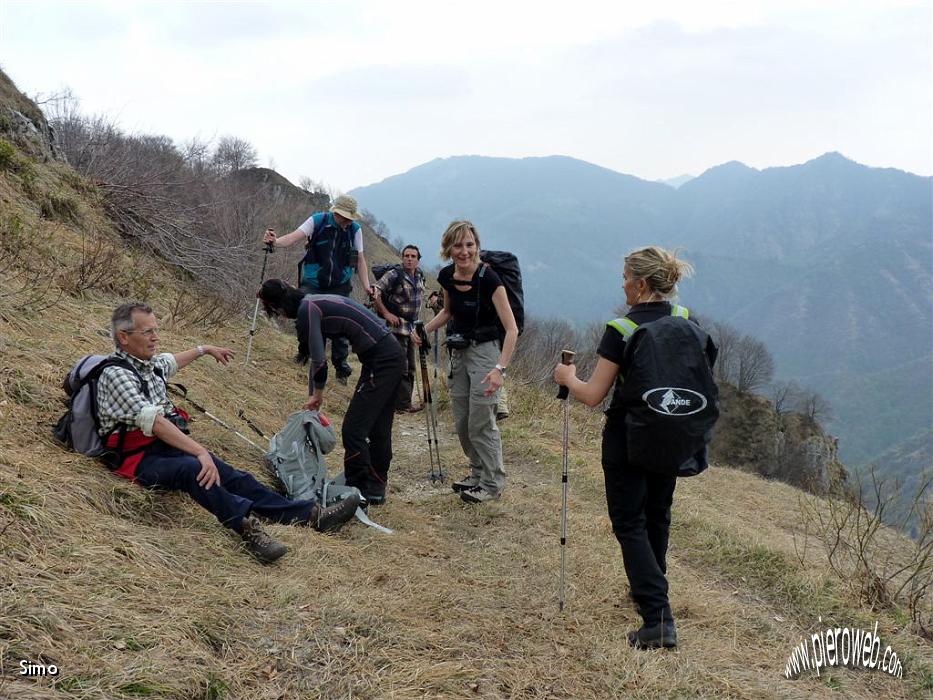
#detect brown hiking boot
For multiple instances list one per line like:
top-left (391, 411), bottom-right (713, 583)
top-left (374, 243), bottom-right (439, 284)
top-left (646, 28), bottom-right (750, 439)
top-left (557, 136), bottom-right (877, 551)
top-left (240, 516), bottom-right (288, 564)
top-left (311, 492), bottom-right (362, 533)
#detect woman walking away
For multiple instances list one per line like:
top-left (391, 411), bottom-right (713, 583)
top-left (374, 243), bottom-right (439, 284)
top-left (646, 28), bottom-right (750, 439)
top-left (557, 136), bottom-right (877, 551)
top-left (554, 246), bottom-right (717, 650)
top-left (420, 221), bottom-right (518, 504)
top-left (258, 280), bottom-right (405, 507)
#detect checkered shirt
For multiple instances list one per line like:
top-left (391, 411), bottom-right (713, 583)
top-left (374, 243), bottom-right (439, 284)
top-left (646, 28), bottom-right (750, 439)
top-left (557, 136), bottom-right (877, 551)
top-left (96, 350), bottom-right (178, 436)
top-left (375, 267), bottom-right (425, 336)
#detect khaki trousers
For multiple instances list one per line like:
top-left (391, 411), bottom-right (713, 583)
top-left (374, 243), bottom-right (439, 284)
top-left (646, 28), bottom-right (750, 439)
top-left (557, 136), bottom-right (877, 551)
top-left (449, 340), bottom-right (506, 494)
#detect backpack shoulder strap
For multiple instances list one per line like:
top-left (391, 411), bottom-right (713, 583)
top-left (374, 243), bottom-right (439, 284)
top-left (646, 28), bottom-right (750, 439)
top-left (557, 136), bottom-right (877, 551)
top-left (607, 316), bottom-right (639, 341)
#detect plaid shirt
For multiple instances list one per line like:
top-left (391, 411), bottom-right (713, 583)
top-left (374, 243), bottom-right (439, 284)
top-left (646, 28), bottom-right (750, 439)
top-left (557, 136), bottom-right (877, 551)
top-left (375, 267), bottom-right (424, 336)
top-left (96, 350), bottom-right (178, 437)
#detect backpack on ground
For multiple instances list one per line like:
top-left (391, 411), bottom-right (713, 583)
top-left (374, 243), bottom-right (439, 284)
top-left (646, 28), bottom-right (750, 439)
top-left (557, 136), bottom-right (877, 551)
top-left (479, 250), bottom-right (525, 336)
top-left (264, 410), bottom-right (391, 533)
top-left (53, 354), bottom-right (156, 462)
top-left (612, 306), bottom-right (719, 477)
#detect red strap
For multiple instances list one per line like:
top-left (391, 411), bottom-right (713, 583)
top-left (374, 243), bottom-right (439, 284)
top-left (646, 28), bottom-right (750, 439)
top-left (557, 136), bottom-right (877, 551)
top-left (106, 429), bottom-right (158, 480)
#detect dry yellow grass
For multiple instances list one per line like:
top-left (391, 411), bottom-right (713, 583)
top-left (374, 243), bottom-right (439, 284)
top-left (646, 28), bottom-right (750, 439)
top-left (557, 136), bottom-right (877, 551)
top-left (1, 143), bottom-right (931, 700)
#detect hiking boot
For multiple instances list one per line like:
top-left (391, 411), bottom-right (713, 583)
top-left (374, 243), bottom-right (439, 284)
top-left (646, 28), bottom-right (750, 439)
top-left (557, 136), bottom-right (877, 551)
top-left (451, 474), bottom-right (480, 493)
top-left (627, 621), bottom-right (678, 649)
top-left (240, 516), bottom-right (288, 564)
top-left (336, 374), bottom-right (350, 386)
top-left (312, 492), bottom-right (361, 533)
top-left (460, 485), bottom-right (501, 504)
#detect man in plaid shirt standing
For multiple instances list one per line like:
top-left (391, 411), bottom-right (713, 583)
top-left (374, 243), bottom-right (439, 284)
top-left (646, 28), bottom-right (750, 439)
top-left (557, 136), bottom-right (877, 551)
top-left (373, 245), bottom-right (425, 413)
top-left (95, 302), bottom-right (359, 563)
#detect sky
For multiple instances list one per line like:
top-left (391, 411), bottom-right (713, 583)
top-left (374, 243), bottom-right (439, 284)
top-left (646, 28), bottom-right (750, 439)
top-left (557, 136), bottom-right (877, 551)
top-left (1, 0), bottom-right (930, 192)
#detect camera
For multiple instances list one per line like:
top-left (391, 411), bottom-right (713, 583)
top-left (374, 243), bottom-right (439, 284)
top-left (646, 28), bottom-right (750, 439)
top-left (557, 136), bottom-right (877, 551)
top-left (445, 333), bottom-right (470, 350)
top-left (165, 410), bottom-right (190, 434)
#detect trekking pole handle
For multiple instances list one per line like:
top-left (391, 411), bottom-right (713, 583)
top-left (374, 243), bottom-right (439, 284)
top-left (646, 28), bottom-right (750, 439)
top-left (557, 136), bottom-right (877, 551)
top-left (556, 350), bottom-right (575, 400)
top-left (414, 320), bottom-right (430, 349)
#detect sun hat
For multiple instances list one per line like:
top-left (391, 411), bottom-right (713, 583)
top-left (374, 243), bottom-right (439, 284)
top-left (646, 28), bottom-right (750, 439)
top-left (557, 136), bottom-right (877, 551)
top-left (330, 195), bottom-right (362, 221)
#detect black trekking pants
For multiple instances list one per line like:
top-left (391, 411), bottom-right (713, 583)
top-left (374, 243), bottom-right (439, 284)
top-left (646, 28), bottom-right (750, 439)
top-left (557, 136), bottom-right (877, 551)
top-left (342, 334), bottom-right (405, 498)
top-left (601, 424), bottom-right (677, 626)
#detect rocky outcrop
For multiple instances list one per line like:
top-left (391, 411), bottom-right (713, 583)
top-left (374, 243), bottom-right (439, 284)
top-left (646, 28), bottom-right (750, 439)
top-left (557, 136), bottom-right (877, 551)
top-left (0, 70), bottom-right (61, 162)
top-left (711, 383), bottom-right (848, 496)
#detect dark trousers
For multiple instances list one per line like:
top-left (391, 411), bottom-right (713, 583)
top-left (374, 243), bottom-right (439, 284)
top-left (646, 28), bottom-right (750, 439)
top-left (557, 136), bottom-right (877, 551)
top-left (602, 425), bottom-right (677, 626)
top-left (301, 281), bottom-right (353, 377)
top-left (393, 333), bottom-right (418, 409)
top-left (135, 444), bottom-right (316, 533)
top-left (342, 335), bottom-right (405, 497)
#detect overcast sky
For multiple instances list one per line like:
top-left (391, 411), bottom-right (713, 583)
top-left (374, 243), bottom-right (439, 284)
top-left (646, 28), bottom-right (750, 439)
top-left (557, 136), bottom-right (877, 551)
top-left (1, 0), bottom-right (930, 192)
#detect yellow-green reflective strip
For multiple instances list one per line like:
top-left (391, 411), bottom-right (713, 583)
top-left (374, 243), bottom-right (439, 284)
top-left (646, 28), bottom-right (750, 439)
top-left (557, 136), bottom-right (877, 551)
top-left (607, 317), bottom-right (638, 340)
top-left (671, 304), bottom-right (689, 319)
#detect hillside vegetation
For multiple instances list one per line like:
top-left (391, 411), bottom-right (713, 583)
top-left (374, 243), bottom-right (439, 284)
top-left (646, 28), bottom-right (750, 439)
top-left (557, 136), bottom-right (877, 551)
top-left (1, 72), bottom-right (931, 699)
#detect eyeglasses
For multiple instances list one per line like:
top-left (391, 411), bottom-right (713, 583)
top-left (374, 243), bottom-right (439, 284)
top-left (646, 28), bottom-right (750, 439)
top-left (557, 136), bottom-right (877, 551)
top-left (124, 327), bottom-right (160, 338)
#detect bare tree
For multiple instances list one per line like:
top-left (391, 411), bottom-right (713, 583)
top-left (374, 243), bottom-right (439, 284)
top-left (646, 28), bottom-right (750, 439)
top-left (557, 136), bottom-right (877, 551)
top-left (705, 319), bottom-right (741, 386)
top-left (734, 334), bottom-right (774, 393)
top-left (211, 135), bottom-right (258, 173)
top-left (797, 388), bottom-right (834, 426)
top-left (770, 379), bottom-right (803, 414)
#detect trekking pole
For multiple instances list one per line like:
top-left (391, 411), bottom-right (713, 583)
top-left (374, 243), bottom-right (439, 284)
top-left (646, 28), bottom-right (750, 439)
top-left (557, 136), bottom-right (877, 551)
top-left (415, 322), bottom-right (444, 483)
top-left (411, 349), bottom-right (437, 480)
top-left (167, 384), bottom-right (266, 453)
top-left (433, 329), bottom-right (439, 381)
top-left (245, 238), bottom-right (275, 365)
top-left (557, 349), bottom-right (575, 611)
top-left (236, 409), bottom-right (267, 438)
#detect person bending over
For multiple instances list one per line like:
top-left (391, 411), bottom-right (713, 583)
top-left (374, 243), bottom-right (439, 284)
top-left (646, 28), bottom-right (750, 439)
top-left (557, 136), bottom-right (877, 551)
top-left (258, 280), bottom-right (404, 507)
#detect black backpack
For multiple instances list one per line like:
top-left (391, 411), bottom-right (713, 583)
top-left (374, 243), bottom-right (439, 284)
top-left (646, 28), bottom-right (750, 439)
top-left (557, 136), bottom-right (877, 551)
top-left (372, 263), bottom-right (423, 318)
top-left (615, 309), bottom-right (719, 477)
top-left (479, 250), bottom-right (525, 336)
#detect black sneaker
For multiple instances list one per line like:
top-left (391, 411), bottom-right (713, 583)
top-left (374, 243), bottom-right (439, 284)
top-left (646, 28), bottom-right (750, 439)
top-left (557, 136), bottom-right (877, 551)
top-left (312, 493), bottom-right (361, 533)
top-left (460, 485), bottom-right (500, 503)
top-left (627, 621), bottom-right (677, 649)
top-left (240, 516), bottom-right (288, 564)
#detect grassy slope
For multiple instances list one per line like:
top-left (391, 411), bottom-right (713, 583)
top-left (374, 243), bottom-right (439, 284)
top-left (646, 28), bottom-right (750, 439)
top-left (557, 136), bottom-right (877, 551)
top-left (0, 150), bottom-right (931, 700)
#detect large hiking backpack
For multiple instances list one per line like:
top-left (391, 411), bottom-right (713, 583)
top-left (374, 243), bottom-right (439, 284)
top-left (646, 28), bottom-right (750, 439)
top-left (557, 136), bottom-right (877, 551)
top-left (264, 410), bottom-right (391, 533)
top-left (53, 354), bottom-right (157, 460)
top-left (612, 306), bottom-right (719, 477)
top-left (479, 250), bottom-right (525, 336)
top-left (372, 263), bottom-right (423, 318)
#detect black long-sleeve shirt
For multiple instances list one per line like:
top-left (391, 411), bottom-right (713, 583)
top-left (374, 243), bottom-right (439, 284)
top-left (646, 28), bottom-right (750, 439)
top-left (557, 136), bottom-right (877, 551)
top-left (296, 294), bottom-right (390, 392)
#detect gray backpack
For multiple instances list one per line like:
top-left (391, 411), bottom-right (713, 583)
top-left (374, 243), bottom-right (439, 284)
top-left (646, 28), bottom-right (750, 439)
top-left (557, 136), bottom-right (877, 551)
top-left (264, 410), bottom-right (391, 533)
top-left (53, 355), bottom-right (158, 463)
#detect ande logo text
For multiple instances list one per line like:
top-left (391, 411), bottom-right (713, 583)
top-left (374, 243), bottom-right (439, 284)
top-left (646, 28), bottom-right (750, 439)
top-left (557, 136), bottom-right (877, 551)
top-left (642, 387), bottom-right (707, 416)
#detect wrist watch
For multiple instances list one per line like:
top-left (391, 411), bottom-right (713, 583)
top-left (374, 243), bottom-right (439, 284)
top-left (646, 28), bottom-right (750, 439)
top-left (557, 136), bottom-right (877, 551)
top-left (196, 345), bottom-right (206, 356)
top-left (494, 363), bottom-right (507, 376)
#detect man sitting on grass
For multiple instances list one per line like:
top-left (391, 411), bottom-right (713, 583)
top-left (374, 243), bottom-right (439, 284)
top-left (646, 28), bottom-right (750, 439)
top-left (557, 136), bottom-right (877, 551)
top-left (88, 301), bottom-right (359, 563)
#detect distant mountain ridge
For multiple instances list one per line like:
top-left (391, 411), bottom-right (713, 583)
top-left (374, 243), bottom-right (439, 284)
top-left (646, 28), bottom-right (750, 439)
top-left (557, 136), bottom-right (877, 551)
top-left (351, 153), bottom-right (933, 480)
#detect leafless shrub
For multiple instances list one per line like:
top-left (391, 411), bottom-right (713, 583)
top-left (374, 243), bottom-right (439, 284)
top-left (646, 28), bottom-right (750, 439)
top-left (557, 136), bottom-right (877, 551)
top-left (770, 379), bottom-right (803, 414)
top-left (796, 387), bottom-right (834, 425)
top-left (165, 286), bottom-right (239, 329)
top-left (58, 232), bottom-right (122, 296)
top-left (704, 319), bottom-right (774, 393)
top-left (796, 467), bottom-right (932, 634)
top-left (0, 213), bottom-right (63, 313)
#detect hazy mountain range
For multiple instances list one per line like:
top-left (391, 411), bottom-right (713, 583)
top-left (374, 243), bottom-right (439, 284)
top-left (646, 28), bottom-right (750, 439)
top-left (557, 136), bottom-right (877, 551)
top-left (351, 153), bottom-right (933, 484)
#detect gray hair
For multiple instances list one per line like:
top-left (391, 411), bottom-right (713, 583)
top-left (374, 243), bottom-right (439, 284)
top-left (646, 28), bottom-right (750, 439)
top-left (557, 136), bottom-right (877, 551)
top-left (624, 246), bottom-right (694, 299)
top-left (111, 302), bottom-right (153, 349)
